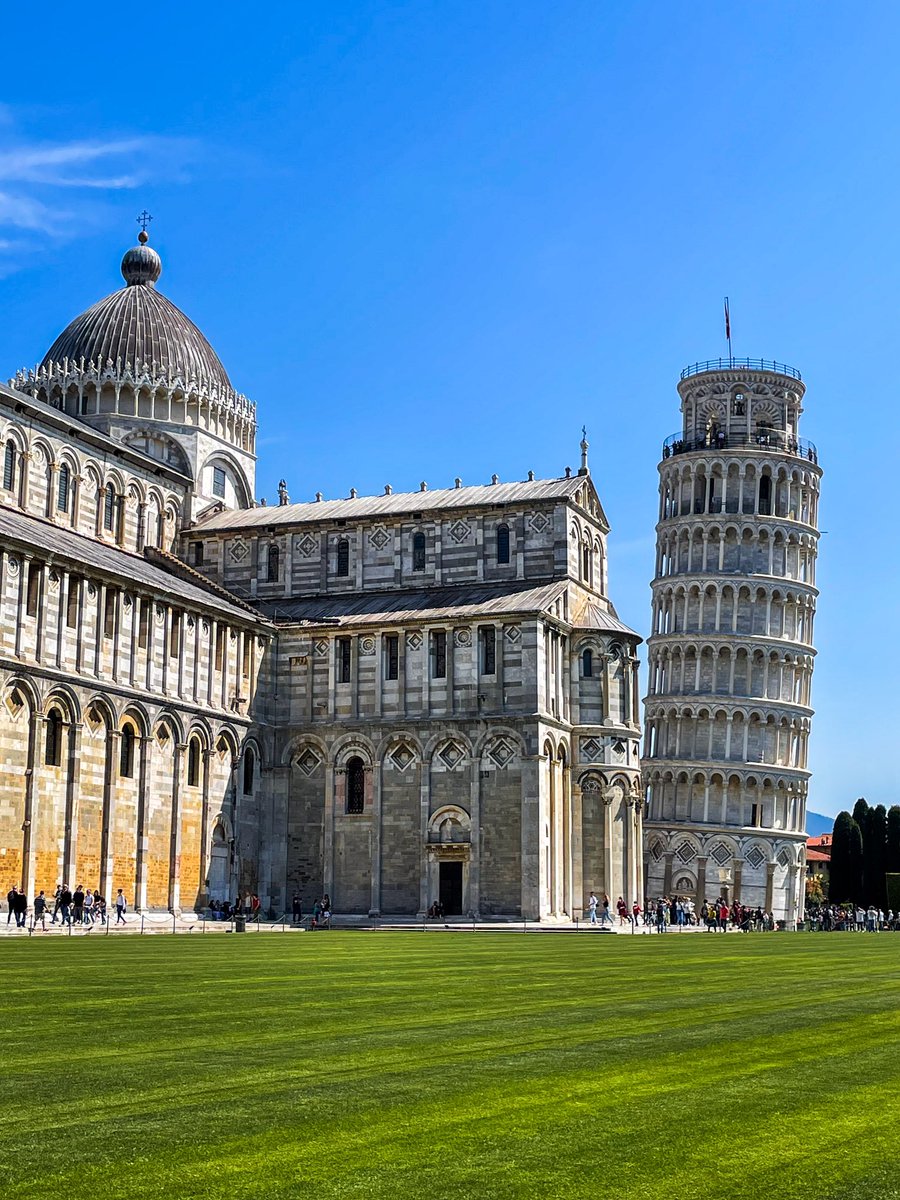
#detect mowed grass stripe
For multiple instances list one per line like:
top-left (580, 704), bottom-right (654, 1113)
top-left (0, 934), bottom-right (898, 1199)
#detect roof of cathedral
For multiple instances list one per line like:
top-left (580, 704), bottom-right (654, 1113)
top-left (0, 503), bottom-right (265, 625)
top-left (39, 234), bottom-right (234, 397)
top-left (257, 578), bottom-right (637, 636)
top-left (197, 475), bottom-right (593, 530)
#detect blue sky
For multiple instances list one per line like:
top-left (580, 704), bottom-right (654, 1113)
top-left (1, 1), bottom-right (897, 817)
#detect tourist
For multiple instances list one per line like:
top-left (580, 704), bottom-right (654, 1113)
top-left (59, 884), bottom-right (72, 926)
top-left (655, 898), bottom-right (667, 933)
top-left (115, 889), bottom-right (127, 924)
top-left (616, 896), bottom-right (628, 926)
top-left (83, 889), bottom-right (95, 924)
top-left (13, 888), bottom-right (28, 927)
top-left (291, 891), bottom-right (302, 924)
top-left (72, 884), bottom-right (85, 924)
top-left (601, 893), bottom-right (613, 925)
top-left (251, 894), bottom-right (261, 922)
top-left (6, 885), bottom-right (15, 925)
top-left (33, 890), bottom-right (47, 930)
top-left (95, 893), bottom-right (107, 924)
top-left (631, 899), bottom-right (641, 927)
top-left (717, 900), bottom-right (729, 933)
top-left (50, 884), bottom-right (63, 924)
top-left (587, 892), bottom-right (598, 925)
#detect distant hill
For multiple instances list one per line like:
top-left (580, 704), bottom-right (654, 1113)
top-left (806, 811), bottom-right (834, 837)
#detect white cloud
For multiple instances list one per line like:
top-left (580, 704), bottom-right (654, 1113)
top-left (0, 120), bottom-right (196, 267)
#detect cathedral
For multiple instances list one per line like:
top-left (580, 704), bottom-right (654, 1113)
top-left (0, 231), bottom-right (644, 920)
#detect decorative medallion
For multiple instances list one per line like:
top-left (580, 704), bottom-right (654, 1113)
top-left (202, 620), bottom-right (210, 634)
top-left (295, 748), bottom-right (322, 776)
top-left (580, 737), bottom-right (603, 763)
top-left (777, 847), bottom-right (792, 869)
top-left (296, 533), bottom-right (318, 559)
top-left (675, 840), bottom-right (696, 865)
top-left (407, 631), bottom-right (423, 651)
top-left (528, 512), bottom-right (550, 533)
top-left (504, 625), bottom-right (521, 644)
top-left (48, 572), bottom-right (60, 593)
top-left (389, 744), bottom-right (415, 771)
top-left (710, 842), bottom-right (731, 867)
top-left (650, 840), bottom-right (664, 862)
top-left (87, 583), bottom-right (96, 597)
top-left (230, 539), bottom-right (248, 563)
top-left (454, 628), bottom-right (471, 648)
top-left (359, 636), bottom-right (376, 656)
top-left (122, 593), bottom-right (132, 609)
top-left (746, 846), bottom-right (766, 871)
top-left (369, 527), bottom-right (391, 551)
top-left (438, 740), bottom-right (465, 770)
top-left (187, 616), bottom-right (195, 629)
top-left (314, 639), bottom-right (329, 657)
top-left (486, 737), bottom-right (515, 769)
top-left (449, 519), bottom-right (471, 544)
top-left (7, 557), bottom-right (19, 576)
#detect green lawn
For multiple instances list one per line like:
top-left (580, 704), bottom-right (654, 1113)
top-left (1, 932), bottom-right (899, 1199)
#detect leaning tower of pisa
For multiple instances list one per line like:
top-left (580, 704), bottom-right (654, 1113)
top-left (641, 358), bottom-right (822, 925)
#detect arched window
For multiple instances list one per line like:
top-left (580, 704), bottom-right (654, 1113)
top-left (412, 532), bottom-right (426, 572)
top-left (119, 724), bottom-right (135, 778)
top-left (497, 524), bottom-right (510, 564)
top-left (266, 544), bottom-right (279, 582)
top-left (103, 483), bottom-right (116, 531)
top-left (44, 708), bottom-right (63, 767)
top-left (582, 544), bottom-right (592, 584)
top-left (582, 648), bottom-right (593, 677)
top-left (336, 538), bottom-right (350, 577)
top-left (243, 746), bottom-right (255, 795)
top-left (346, 756), bottom-right (365, 814)
top-left (187, 737), bottom-right (201, 787)
top-left (3, 441), bottom-right (16, 493)
top-left (57, 463), bottom-right (71, 513)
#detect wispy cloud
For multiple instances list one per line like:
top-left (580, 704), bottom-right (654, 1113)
top-left (0, 119), bottom-right (196, 271)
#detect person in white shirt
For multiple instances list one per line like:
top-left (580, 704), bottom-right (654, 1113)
top-left (115, 889), bottom-right (127, 924)
top-left (587, 892), bottom-right (598, 925)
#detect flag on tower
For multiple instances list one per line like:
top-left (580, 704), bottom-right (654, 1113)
top-left (724, 296), bottom-right (731, 342)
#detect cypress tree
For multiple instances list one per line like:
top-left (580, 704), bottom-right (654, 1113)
top-left (829, 811), bottom-right (858, 903)
top-left (852, 797), bottom-right (869, 829)
top-left (863, 804), bottom-right (888, 907)
top-left (887, 806), bottom-right (900, 875)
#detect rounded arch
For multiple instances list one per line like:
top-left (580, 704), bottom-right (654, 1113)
top-left (330, 734), bottom-right (376, 767)
top-left (199, 449), bottom-right (252, 508)
top-left (281, 731), bottom-right (329, 767)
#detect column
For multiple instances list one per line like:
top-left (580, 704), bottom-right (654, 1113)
top-left (21, 708), bottom-right (41, 898)
top-left (134, 734), bottom-right (152, 911)
top-left (732, 858), bottom-right (743, 904)
top-left (695, 855), bottom-right (708, 910)
top-left (169, 743), bottom-right (186, 912)
top-left (62, 719), bottom-right (83, 887)
top-left (764, 860), bottom-right (776, 914)
top-left (370, 763), bottom-right (382, 915)
top-left (99, 727), bottom-right (121, 900)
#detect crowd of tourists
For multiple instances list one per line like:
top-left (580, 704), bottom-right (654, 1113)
top-left (6, 884), bottom-right (128, 928)
top-left (804, 904), bottom-right (897, 932)
top-left (208, 894), bottom-right (263, 921)
top-left (586, 891), bottom-right (776, 932)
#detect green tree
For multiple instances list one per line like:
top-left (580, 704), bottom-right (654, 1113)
top-left (863, 804), bottom-right (888, 907)
top-left (829, 811), bottom-right (863, 904)
top-left (887, 806), bottom-right (900, 875)
top-left (852, 797), bottom-right (869, 829)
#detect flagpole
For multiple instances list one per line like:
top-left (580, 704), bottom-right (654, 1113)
top-left (724, 296), bottom-right (733, 365)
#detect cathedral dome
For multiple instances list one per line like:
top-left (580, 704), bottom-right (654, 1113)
top-left (40, 234), bottom-right (233, 394)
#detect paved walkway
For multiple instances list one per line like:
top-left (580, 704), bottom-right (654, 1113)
top-left (0, 914), bottom-right (738, 938)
